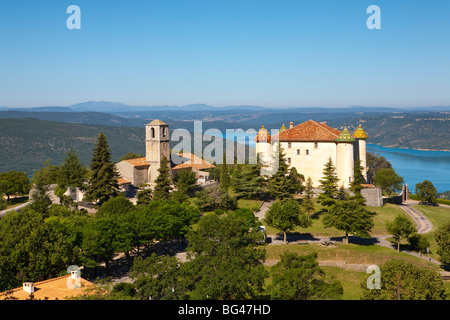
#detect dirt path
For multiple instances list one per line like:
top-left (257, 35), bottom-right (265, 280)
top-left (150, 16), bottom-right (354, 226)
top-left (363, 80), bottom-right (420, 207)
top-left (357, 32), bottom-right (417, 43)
top-left (398, 200), bottom-right (433, 234)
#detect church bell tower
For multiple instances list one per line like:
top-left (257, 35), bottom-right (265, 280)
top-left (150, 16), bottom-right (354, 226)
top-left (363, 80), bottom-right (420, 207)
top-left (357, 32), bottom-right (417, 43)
top-left (145, 119), bottom-right (170, 185)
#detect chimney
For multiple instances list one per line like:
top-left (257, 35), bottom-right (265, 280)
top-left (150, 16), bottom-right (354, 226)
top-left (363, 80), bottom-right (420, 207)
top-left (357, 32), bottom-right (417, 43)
top-left (289, 122), bottom-right (293, 129)
top-left (23, 282), bottom-right (35, 294)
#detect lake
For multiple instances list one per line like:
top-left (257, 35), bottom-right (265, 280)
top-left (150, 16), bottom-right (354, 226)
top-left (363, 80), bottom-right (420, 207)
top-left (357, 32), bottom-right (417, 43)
top-left (212, 131), bottom-right (450, 193)
top-left (366, 144), bottom-right (450, 194)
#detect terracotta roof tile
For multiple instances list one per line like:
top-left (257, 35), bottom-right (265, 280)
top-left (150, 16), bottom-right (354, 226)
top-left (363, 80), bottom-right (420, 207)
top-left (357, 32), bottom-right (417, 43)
top-left (274, 120), bottom-right (341, 142)
top-left (117, 177), bottom-right (131, 185)
top-left (123, 157), bottom-right (149, 167)
top-left (171, 153), bottom-right (215, 171)
top-left (0, 275), bottom-right (94, 300)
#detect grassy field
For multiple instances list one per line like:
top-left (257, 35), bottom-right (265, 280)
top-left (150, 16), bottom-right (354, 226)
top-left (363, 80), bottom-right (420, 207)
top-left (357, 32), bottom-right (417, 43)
top-left (262, 203), bottom-right (408, 238)
top-left (264, 243), bottom-right (438, 270)
top-left (413, 204), bottom-right (450, 260)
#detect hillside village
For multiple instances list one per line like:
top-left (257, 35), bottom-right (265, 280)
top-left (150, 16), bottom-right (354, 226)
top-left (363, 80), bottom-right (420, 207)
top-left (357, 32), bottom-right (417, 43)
top-left (0, 118), bottom-right (449, 301)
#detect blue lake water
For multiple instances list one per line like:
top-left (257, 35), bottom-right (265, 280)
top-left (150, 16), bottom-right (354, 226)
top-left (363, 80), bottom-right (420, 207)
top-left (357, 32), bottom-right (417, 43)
top-left (366, 144), bottom-right (450, 194)
top-left (208, 131), bottom-right (450, 193)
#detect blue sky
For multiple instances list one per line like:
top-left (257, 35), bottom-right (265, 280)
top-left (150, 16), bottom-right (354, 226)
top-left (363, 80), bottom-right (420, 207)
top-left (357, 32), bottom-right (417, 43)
top-left (0, 0), bottom-right (449, 108)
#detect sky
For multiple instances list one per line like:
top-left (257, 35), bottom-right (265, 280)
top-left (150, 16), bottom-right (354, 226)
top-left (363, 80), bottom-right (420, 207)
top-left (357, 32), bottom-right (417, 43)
top-left (0, 0), bottom-right (449, 108)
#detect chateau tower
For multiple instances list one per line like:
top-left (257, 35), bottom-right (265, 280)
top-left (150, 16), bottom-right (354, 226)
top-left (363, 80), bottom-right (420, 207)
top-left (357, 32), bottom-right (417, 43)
top-left (145, 119), bottom-right (170, 185)
top-left (353, 124), bottom-right (368, 181)
top-left (335, 127), bottom-right (355, 188)
top-left (255, 125), bottom-right (272, 169)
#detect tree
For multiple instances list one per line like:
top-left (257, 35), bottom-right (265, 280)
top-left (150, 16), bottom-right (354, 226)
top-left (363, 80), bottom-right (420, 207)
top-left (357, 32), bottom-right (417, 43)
top-left (57, 148), bottom-right (89, 190)
top-left (81, 217), bottom-right (121, 275)
top-left (302, 177), bottom-right (315, 219)
top-left (269, 252), bottom-right (343, 300)
top-left (366, 152), bottom-right (392, 184)
top-left (29, 164), bottom-right (53, 214)
top-left (361, 260), bottom-right (447, 300)
top-left (317, 158), bottom-right (339, 208)
top-left (434, 222), bottom-right (450, 266)
top-left (136, 188), bottom-right (152, 206)
top-left (267, 143), bottom-right (292, 200)
top-left (233, 162), bottom-right (267, 199)
top-left (0, 171), bottom-right (30, 200)
top-left (287, 167), bottom-right (305, 195)
top-left (373, 168), bottom-right (404, 196)
top-left (172, 169), bottom-right (199, 197)
top-left (220, 152), bottom-right (230, 192)
top-left (95, 195), bottom-right (134, 219)
top-left (119, 152), bottom-right (144, 162)
top-left (322, 199), bottom-right (374, 244)
top-left (407, 233), bottom-right (430, 253)
top-left (415, 180), bottom-right (437, 205)
top-left (84, 132), bottom-right (120, 205)
top-left (152, 156), bottom-right (173, 201)
top-left (350, 158), bottom-right (366, 204)
top-left (386, 215), bottom-right (416, 252)
top-left (232, 208), bottom-right (260, 229)
top-left (130, 253), bottom-right (188, 300)
top-left (265, 199), bottom-right (311, 244)
top-left (185, 213), bottom-right (267, 300)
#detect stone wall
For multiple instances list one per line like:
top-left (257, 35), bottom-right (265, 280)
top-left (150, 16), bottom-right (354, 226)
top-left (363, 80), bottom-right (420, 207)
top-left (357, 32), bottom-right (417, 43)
top-left (361, 187), bottom-right (383, 207)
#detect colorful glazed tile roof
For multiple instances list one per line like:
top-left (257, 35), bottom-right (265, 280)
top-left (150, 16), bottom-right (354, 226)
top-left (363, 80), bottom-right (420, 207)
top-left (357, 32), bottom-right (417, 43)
top-left (273, 120), bottom-right (341, 141)
top-left (335, 127), bottom-right (356, 142)
top-left (0, 275), bottom-right (94, 300)
top-left (279, 123), bottom-right (287, 133)
top-left (254, 125), bottom-right (272, 142)
top-left (353, 124), bottom-right (368, 139)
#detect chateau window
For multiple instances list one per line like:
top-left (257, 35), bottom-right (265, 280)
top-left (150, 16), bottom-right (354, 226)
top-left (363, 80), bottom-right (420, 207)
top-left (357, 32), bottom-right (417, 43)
top-left (151, 128), bottom-right (155, 138)
top-left (306, 149), bottom-right (310, 155)
top-left (296, 149), bottom-right (300, 155)
top-left (287, 142), bottom-right (291, 149)
top-left (287, 157), bottom-right (291, 164)
top-left (349, 177), bottom-right (352, 183)
top-left (315, 143), bottom-right (319, 149)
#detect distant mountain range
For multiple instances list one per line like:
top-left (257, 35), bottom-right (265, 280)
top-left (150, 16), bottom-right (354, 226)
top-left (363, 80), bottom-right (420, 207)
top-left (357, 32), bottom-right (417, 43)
top-left (2, 100), bottom-right (449, 114)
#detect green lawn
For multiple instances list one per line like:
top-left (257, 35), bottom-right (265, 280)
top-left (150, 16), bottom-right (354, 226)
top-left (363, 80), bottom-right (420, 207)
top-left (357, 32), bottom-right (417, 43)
top-left (413, 204), bottom-right (450, 261)
top-left (262, 202), bottom-right (408, 238)
top-left (237, 198), bottom-right (263, 212)
top-left (264, 243), bottom-right (438, 270)
top-left (320, 266), bottom-right (367, 300)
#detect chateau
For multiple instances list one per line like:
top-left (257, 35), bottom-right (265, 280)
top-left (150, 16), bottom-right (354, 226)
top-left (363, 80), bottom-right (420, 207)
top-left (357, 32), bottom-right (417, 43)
top-left (255, 120), bottom-right (368, 189)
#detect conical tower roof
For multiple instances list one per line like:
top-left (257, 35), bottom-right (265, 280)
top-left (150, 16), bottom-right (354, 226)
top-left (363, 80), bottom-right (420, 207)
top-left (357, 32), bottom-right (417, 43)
top-left (335, 127), bottom-right (356, 142)
top-left (279, 123), bottom-right (287, 133)
top-left (353, 124), bottom-right (368, 139)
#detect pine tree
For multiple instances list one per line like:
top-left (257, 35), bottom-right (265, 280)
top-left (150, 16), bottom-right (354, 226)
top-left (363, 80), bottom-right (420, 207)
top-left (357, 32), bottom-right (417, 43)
top-left (153, 156), bottom-right (173, 200)
top-left (302, 177), bottom-right (315, 219)
top-left (84, 132), bottom-right (119, 205)
top-left (317, 157), bottom-right (339, 208)
top-left (267, 143), bottom-right (291, 201)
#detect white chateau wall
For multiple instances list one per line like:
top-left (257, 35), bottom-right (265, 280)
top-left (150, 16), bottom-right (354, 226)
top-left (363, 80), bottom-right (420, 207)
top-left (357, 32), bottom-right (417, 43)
top-left (281, 141), bottom-right (337, 188)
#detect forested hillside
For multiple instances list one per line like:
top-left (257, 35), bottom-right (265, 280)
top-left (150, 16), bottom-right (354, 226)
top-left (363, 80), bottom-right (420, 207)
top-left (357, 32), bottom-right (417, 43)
top-left (0, 119), bottom-right (146, 175)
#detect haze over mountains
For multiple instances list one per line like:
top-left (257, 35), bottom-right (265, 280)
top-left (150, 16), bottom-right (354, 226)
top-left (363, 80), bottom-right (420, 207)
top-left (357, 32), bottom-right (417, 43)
top-left (2, 100), bottom-right (450, 114)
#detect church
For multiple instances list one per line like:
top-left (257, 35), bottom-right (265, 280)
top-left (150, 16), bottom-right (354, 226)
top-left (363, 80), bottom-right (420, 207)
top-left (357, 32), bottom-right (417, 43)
top-left (116, 119), bottom-right (215, 190)
top-left (255, 120), bottom-right (368, 189)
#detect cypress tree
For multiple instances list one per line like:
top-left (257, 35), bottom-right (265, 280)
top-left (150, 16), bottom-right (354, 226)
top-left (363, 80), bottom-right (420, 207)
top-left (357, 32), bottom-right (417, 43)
top-left (153, 156), bottom-right (173, 200)
top-left (85, 132), bottom-right (119, 205)
top-left (220, 152), bottom-right (230, 192)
